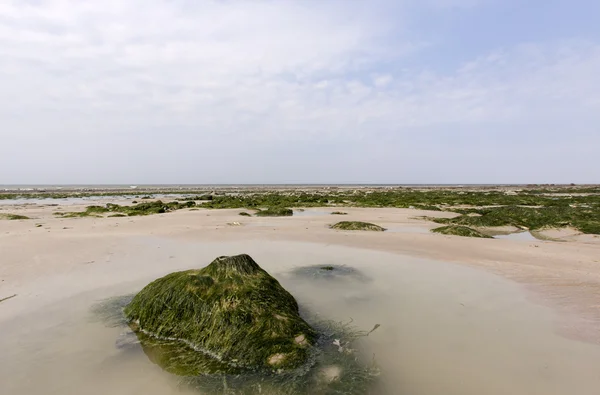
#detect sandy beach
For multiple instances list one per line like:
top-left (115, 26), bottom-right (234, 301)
top-left (1, 201), bottom-right (600, 394)
top-left (3, 0), bottom-right (599, 392)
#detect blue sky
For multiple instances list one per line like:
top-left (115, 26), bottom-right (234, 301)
top-left (1, 0), bottom-right (598, 184)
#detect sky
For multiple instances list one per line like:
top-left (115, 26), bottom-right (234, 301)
top-left (1, 0), bottom-right (599, 184)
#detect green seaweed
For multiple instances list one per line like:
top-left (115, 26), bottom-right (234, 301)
top-left (58, 200), bottom-right (196, 218)
top-left (330, 221), bottom-right (386, 232)
top-left (431, 225), bottom-right (493, 238)
top-left (432, 205), bottom-right (600, 234)
top-left (239, 212), bottom-right (252, 217)
top-left (0, 213), bottom-right (30, 220)
top-left (254, 207), bottom-right (293, 217)
top-left (124, 254), bottom-right (317, 374)
top-left (57, 211), bottom-right (102, 218)
top-left (331, 211), bottom-right (348, 215)
top-left (179, 318), bottom-right (381, 394)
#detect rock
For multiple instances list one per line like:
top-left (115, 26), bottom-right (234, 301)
top-left (431, 225), bottom-right (493, 238)
top-left (320, 365), bottom-right (343, 383)
top-left (124, 254), bottom-right (316, 375)
top-left (254, 207), bottom-right (293, 217)
top-left (330, 221), bottom-right (386, 231)
top-left (290, 264), bottom-right (370, 283)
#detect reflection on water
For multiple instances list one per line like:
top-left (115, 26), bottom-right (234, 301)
top-left (1, 240), bottom-right (600, 395)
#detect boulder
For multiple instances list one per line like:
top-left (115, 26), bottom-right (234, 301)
top-left (124, 254), bottom-right (316, 375)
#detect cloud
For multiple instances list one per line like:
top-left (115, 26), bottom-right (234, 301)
top-left (0, 1), bottom-right (598, 183)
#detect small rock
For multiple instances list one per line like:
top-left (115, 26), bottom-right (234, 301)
top-left (320, 365), bottom-right (343, 383)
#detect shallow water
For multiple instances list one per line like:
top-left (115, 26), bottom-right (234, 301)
top-left (0, 196), bottom-right (133, 206)
top-left (494, 231), bottom-right (538, 241)
top-left (1, 239), bottom-right (600, 394)
top-left (0, 194), bottom-right (184, 206)
top-left (292, 209), bottom-right (332, 217)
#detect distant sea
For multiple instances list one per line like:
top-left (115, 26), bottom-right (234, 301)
top-left (1, 183), bottom-right (524, 191)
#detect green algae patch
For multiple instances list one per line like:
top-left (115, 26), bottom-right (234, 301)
top-left (330, 221), bottom-right (386, 232)
top-left (433, 205), bottom-right (600, 235)
top-left (431, 225), bottom-right (493, 238)
top-left (0, 213), bottom-right (30, 220)
top-left (124, 254), bottom-right (317, 375)
top-left (331, 211), bottom-right (348, 215)
top-left (254, 207), bottom-right (293, 217)
top-left (57, 200), bottom-right (196, 218)
top-left (179, 318), bottom-right (381, 394)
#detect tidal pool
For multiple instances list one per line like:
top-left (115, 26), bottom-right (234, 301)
top-left (1, 239), bottom-right (600, 395)
top-left (494, 231), bottom-right (538, 241)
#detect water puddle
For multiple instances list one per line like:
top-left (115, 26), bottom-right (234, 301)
top-left (494, 231), bottom-right (538, 241)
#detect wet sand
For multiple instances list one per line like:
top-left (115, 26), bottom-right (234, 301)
top-left (1, 204), bottom-right (600, 394)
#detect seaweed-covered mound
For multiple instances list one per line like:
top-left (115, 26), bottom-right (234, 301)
top-left (431, 225), bottom-right (492, 238)
top-left (330, 221), bottom-right (386, 231)
top-left (0, 213), bottom-right (30, 220)
top-left (124, 254), bottom-right (316, 374)
top-left (255, 207), bottom-right (294, 217)
top-left (56, 200), bottom-right (196, 218)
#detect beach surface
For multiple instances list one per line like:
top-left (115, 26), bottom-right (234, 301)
top-left (1, 201), bottom-right (600, 394)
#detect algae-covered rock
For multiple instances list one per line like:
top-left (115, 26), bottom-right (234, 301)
top-left (431, 225), bottom-right (493, 238)
top-left (124, 254), bottom-right (316, 375)
top-left (254, 207), bottom-right (293, 217)
top-left (330, 221), bottom-right (386, 231)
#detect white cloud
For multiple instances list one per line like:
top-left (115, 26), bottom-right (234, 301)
top-left (0, 1), bottom-right (407, 132)
top-left (373, 74), bottom-right (394, 87)
top-left (0, 1), bottom-right (598, 183)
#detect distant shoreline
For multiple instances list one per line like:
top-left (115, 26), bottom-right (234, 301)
top-left (1, 183), bottom-right (597, 194)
